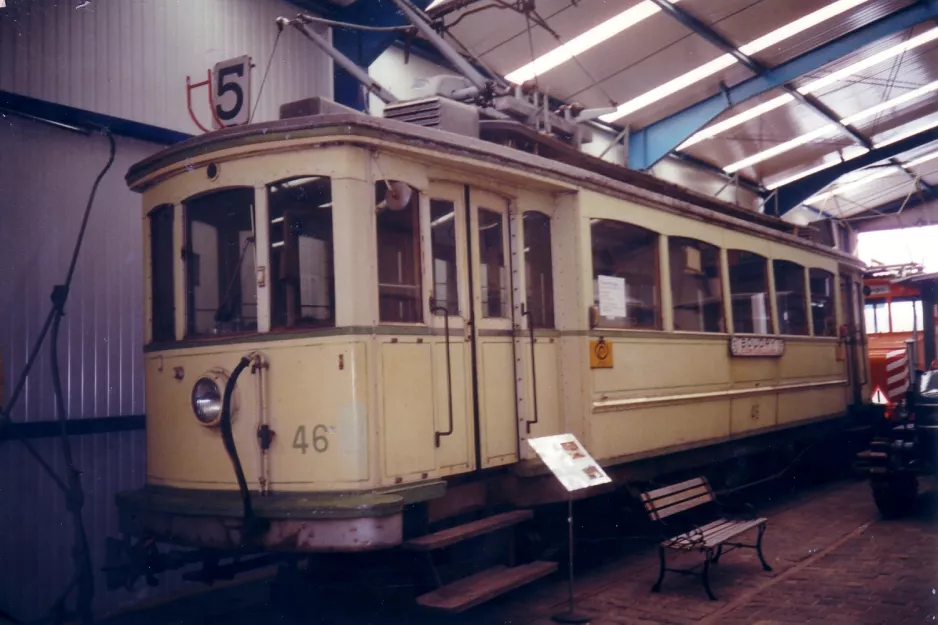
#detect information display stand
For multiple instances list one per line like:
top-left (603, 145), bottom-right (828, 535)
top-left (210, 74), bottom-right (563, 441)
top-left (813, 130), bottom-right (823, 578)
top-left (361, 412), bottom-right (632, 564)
top-left (528, 434), bottom-right (612, 624)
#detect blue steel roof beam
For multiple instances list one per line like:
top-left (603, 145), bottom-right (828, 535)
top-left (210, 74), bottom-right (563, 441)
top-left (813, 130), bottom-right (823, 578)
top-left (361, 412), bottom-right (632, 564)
top-left (647, 0), bottom-right (872, 149)
top-left (773, 124), bottom-right (938, 215)
top-left (628, 0), bottom-right (938, 171)
top-left (310, 0), bottom-right (433, 110)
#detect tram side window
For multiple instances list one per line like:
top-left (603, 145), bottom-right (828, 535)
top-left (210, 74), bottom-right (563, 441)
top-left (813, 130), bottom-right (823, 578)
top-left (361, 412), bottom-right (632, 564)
top-left (591, 220), bottom-right (660, 330)
top-left (268, 177), bottom-right (334, 329)
top-left (864, 302), bottom-right (888, 334)
top-left (727, 250), bottom-right (771, 334)
top-left (809, 269), bottom-right (836, 336)
top-left (668, 237), bottom-right (724, 332)
top-left (774, 260), bottom-right (809, 335)
top-left (184, 188), bottom-right (257, 336)
top-left (149, 204), bottom-right (175, 342)
top-left (376, 181), bottom-right (422, 323)
top-left (430, 199), bottom-right (460, 315)
top-left (479, 208), bottom-right (508, 318)
top-left (524, 211), bottom-right (555, 328)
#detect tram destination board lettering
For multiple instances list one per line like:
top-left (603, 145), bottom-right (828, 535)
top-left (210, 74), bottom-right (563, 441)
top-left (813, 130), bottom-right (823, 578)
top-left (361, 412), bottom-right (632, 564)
top-left (730, 336), bottom-right (785, 357)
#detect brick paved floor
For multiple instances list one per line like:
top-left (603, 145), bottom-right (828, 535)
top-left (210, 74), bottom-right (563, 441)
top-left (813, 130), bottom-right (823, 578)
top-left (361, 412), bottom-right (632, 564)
top-left (103, 477), bottom-right (938, 625)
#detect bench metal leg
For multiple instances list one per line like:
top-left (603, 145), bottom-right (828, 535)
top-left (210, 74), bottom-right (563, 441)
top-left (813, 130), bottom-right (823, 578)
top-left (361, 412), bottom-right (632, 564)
top-left (712, 544), bottom-right (723, 564)
top-left (651, 546), bottom-right (666, 593)
top-left (756, 524), bottom-right (772, 572)
top-left (702, 550), bottom-right (717, 601)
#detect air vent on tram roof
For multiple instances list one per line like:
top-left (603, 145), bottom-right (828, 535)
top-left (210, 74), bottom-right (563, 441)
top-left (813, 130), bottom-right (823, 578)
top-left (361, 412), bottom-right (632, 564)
top-left (383, 97), bottom-right (480, 138)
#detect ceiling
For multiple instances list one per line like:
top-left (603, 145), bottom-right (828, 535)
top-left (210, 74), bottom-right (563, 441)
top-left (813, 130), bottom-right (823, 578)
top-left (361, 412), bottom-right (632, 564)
top-left (419, 0), bottom-right (938, 226)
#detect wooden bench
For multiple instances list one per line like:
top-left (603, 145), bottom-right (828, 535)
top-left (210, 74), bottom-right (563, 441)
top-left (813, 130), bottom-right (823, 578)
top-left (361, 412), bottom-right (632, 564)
top-left (639, 476), bottom-right (772, 600)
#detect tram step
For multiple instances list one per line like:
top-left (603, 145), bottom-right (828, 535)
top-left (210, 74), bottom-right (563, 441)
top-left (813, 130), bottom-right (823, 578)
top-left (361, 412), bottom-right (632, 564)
top-left (403, 509), bottom-right (534, 552)
top-left (415, 561), bottom-right (557, 613)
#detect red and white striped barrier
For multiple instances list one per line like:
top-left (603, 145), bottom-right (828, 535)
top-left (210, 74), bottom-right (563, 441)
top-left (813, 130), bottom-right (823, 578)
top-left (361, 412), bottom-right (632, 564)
top-left (885, 348), bottom-right (910, 403)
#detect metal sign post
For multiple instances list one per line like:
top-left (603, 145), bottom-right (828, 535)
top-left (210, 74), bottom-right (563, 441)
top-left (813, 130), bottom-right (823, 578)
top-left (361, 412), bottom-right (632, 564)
top-left (527, 434), bottom-right (612, 624)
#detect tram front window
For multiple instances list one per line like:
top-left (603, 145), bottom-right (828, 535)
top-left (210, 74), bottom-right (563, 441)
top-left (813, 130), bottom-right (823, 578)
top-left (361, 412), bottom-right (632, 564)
top-left (268, 177), bottom-right (334, 329)
top-left (149, 204), bottom-right (175, 343)
top-left (184, 188), bottom-right (257, 336)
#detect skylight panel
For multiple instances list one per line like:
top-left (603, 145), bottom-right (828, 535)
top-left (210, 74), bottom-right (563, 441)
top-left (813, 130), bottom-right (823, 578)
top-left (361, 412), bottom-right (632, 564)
top-left (683, 27), bottom-right (938, 147)
top-left (806, 167), bottom-right (899, 203)
top-left (600, 0), bottom-right (873, 124)
top-left (504, 1), bottom-right (682, 85)
top-left (720, 79), bottom-right (938, 173)
top-left (765, 152), bottom-right (868, 191)
top-left (724, 125), bottom-right (840, 174)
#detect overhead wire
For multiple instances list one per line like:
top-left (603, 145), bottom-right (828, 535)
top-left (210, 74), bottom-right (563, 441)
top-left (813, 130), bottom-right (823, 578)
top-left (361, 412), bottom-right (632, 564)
top-left (250, 28), bottom-right (283, 123)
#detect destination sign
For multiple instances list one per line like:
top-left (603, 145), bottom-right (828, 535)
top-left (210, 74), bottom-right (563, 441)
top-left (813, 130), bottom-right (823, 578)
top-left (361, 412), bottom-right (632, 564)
top-left (730, 336), bottom-right (785, 357)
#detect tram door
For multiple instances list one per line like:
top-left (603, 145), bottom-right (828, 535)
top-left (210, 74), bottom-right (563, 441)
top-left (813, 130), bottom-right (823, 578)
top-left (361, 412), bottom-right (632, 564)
top-left (468, 189), bottom-right (520, 468)
top-left (426, 184), bottom-right (520, 472)
top-left (840, 272), bottom-right (867, 405)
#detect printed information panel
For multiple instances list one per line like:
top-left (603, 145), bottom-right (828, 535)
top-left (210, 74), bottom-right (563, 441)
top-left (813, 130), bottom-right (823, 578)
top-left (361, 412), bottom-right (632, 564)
top-left (528, 434), bottom-right (612, 492)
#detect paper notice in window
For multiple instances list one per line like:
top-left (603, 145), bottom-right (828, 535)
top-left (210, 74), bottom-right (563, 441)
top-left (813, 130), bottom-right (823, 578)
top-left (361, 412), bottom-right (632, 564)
top-left (527, 434), bottom-right (612, 492)
top-left (598, 275), bottom-right (626, 318)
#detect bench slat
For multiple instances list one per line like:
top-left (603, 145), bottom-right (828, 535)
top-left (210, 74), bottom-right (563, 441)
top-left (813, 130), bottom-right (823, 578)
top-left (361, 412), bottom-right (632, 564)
top-left (664, 518), bottom-right (767, 550)
top-left (652, 492), bottom-right (713, 520)
top-left (664, 519), bottom-right (735, 548)
top-left (643, 484), bottom-right (711, 512)
top-left (642, 477), bottom-right (706, 501)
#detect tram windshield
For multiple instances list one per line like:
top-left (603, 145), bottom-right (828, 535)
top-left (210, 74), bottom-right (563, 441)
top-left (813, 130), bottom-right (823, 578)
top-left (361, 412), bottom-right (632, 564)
top-left (864, 299), bottom-right (923, 334)
top-left (183, 188), bottom-right (257, 336)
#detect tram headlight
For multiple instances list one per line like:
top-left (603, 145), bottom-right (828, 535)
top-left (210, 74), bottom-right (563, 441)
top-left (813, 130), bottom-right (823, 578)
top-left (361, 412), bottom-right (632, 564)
top-left (191, 377), bottom-right (223, 427)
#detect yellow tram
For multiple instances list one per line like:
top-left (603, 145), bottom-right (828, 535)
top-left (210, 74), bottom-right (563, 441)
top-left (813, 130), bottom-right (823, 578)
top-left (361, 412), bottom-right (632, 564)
top-left (118, 100), bottom-right (870, 563)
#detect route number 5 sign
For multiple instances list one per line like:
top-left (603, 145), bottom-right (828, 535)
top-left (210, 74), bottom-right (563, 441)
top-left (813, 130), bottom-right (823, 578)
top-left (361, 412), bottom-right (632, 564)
top-left (213, 55), bottom-right (252, 128)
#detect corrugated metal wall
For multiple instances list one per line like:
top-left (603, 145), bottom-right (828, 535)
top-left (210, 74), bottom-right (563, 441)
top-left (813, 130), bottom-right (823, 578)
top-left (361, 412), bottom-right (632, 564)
top-left (0, 116), bottom-right (151, 424)
top-left (0, 115), bottom-right (201, 622)
top-left (0, 1), bottom-right (335, 619)
top-left (0, 0), bottom-right (332, 133)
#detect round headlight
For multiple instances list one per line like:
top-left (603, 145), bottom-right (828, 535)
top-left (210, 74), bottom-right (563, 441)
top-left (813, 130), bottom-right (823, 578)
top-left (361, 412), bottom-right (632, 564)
top-left (191, 377), bottom-right (223, 426)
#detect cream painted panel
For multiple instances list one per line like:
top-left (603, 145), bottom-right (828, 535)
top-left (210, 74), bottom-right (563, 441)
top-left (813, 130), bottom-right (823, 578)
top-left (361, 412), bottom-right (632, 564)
top-left (730, 358), bottom-right (779, 384)
top-left (593, 338), bottom-right (732, 395)
top-left (432, 341), bottom-right (473, 472)
top-left (730, 393), bottom-right (778, 435)
top-left (142, 145), bottom-right (370, 208)
top-left (778, 342), bottom-right (844, 380)
top-left (373, 152), bottom-right (430, 192)
top-left (777, 387), bottom-right (846, 425)
top-left (145, 339), bottom-right (375, 491)
top-left (580, 190), bottom-right (730, 249)
top-left (590, 400), bottom-right (730, 459)
top-left (769, 241), bottom-right (838, 273)
top-left (268, 343), bottom-right (369, 486)
top-left (480, 341), bottom-right (518, 466)
top-left (145, 353), bottom-right (259, 488)
top-left (380, 342), bottom-right (437, 478)
top-left (722, 228), bottom-right (774, 257)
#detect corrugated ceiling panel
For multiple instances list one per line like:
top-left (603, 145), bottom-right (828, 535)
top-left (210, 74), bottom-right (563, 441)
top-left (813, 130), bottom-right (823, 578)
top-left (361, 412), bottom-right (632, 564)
top-left (0, 116), bottom-right (153, 422)
top-left (448, 0), bottom-right (574, 58)
top-left (0, 0), bottom-right (332, 134)
top-left (683, 94), bottom-right (844, 176)
top-left (748, 0), bottom-right (915, 67)
top-left (792, 22), bottom-right (938, 96)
